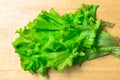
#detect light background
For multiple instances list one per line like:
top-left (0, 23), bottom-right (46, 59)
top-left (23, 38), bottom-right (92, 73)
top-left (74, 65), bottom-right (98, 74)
top-left (0, 0), bottom-right (120, 80)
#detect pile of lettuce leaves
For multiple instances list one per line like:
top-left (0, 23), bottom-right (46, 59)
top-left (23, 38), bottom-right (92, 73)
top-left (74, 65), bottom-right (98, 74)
top-left (12, 4), bottom-right (120, 77)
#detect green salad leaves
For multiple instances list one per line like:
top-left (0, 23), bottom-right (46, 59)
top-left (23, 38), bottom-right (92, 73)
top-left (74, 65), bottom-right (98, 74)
top-left (12, 4), bottom-right (120, 77)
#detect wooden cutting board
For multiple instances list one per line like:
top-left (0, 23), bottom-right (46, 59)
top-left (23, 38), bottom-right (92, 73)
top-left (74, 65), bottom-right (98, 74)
top-left (0, 0), bottom-right (120, 80)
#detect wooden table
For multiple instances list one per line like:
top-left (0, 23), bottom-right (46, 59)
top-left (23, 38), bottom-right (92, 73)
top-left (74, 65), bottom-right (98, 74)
top-left (0, 0), bottom-right (120, 80)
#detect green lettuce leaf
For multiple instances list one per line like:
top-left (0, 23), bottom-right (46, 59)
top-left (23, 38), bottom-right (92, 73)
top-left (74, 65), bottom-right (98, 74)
top-left (12, 4), bottom-right (120, 77)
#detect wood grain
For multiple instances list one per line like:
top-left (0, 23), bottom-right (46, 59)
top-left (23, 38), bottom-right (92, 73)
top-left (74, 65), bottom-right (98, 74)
top-left (0, 0), bottom-right (120, 80)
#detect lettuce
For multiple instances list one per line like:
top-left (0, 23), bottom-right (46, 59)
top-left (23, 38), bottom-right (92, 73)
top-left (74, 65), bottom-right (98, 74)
top-left (12, 4), bottom-right (120, 77)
